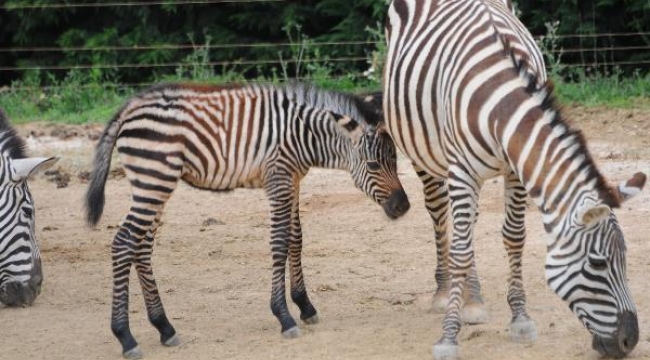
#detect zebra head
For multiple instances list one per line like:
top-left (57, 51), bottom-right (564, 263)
top-left (0, 113), bottom-right (58, 307)
top-left (333, 113), bottom-right (410, 220)
top-left (545, 172), bottom-right (646, 358)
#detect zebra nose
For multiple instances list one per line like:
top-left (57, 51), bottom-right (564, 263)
top-left (617, 311), bottom-right (639, 355)
top-left (591, 311), bottom-right (638, 358)
top-left (382, 188), bottom-right (410, 219)
top-left (0, 281), bottom-right (38, 307)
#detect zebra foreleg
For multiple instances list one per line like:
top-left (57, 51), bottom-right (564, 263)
top-left (265, 172), bottom-right (301, 338)
top-left (135, 215), bottom-right (180, 347)
top-left (433, 166), bottom-right (482, 360)
top-left (288, 184), bottom-right (319, 325)
top-left (502, 171), bottom-right (536, 343)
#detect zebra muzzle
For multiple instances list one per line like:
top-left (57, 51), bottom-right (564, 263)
top-left (0, 281), bottom-right (40, 307)
top-left (591, 311), bottom-right (638, 358)
top-left (382, 188), bottom-right (410, 219)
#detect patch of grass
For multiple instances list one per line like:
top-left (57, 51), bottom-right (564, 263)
top-left (552, 70), bottom-right (650, 109)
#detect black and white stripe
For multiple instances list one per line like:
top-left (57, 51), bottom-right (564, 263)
top-left (85, 81), bottom-right (410, 359)
top-left (383, 0), bottom-right (646, 358)
top-left (0, 109), bottom-right (57, 307)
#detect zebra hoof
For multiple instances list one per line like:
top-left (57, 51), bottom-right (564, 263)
top-left (461, 303), bottom-right (488, 325)
top-left (430, 293), bottom-right (448, 314)
top-left (281, 326), bottom-right (301, 339)
top-left (510, 319), bottom-right (537, 343)
top-left (302, 314), bottom-right (319, 325)
top-left (432, 343), bottom-right (459, 360)
top-left (163, 334), bottom-right (181, 347)
top-left (123, 346), bottom-right (144, 360)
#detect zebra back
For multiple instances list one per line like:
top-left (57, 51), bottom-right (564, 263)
top-left (86, 81), bottom-right (406, 225)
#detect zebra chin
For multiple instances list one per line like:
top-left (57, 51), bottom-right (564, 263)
top-left (591, 311), bottom-right (639, 359)
top-left (381, 188), bottom-right (410, 219)
top-left (0, 281), bottom-right (41, 307)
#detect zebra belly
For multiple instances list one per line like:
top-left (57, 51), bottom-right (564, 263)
top-left (182, 159), bottom-right (266, 191)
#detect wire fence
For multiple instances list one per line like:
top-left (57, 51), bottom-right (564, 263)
top-left (1, 0), bottom-right (649, 92)
top-left (1, 36), bottom-right (648, 87)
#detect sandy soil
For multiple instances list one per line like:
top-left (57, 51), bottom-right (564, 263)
top-left (1, 106), bottom-right (649, 360)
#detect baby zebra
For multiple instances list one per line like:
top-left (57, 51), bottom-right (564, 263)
top-left (0, 109), bottom-right (57, 307)
top-left (85, 82), bottom-right (410, 359)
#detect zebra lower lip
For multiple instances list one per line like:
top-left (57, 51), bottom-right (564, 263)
top-left (0, 282), bottom-right (38, 307)
top-left (591, 311), bottom-right (638, 359)
top-left (382, 188), bottom-right (410, 219)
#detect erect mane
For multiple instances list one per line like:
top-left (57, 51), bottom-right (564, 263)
top-left (276, 82), bottom-right (383, 127)
top-left (135, 81), bottom-right (383, 128)
top-left (498, 36), bottom-right (621, 208)
top-left (0, 109), bottom-right (27, 160)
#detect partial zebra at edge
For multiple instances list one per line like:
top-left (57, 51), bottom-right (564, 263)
top-left (0, 109), bottom-right (58, 307)
top-left (384, 0), bottom-right (646, 359)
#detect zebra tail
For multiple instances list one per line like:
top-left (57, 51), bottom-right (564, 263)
top-left (85, 117), bottom-right (121, 227)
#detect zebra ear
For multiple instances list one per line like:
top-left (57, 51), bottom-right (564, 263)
top-left (614, 172), bottom-right (647, 203)
top-left (332, 113), bottom-right (364, 145)
top-left (578, 204), bottom-right (610, 226)
top-left (12, 156), bottom-right (59, 181)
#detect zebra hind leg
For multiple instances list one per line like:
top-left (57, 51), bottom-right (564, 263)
top-left (110, 156), bottom-right (181, 358)
top-left (135, 214), bottom-right (180, 347)
top-left (287, 185), bottom-right (318, 325)
top-left (415, 167), bottom-right (486, 323)
top-left (110, 224), bottom-right (143, 359)
top-left (503, 172), bottom-right (537, 343)
top-left (460, 263), bottom-right (488, 324)
top-left (413, 166), bottom-right (450, 313)
top-left (433, 165), bottom-right (483, 360)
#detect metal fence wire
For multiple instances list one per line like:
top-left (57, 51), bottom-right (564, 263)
top-left (1, 0), bottom-right (649, 91)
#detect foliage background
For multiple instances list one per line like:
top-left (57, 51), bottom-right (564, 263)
top-left (2, 0), bottom-right (649, 85)
top-left (0, 0), bottom-right (648, 122)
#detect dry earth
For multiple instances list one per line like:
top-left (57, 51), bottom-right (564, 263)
top-left (1, 106), bottom-right (650, 360)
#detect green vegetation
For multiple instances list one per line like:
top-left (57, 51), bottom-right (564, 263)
top-left (0, 0), bottom-right (648, 123)
top-left (552, 71), bottom-right (650, 108)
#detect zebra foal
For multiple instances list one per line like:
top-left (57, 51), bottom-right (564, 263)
top-left (0, 109), bottom-right (57, 307)
top-left (384, 0), bottom-right (646, 358)
top-left (85, 82), bottom-right (410, 359)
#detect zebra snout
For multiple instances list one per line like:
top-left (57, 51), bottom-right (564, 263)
top-left (591, 311), bottom-right (638, 359)
top-left (382, 188), bottom-right (410, 219)
top-left (0, 281), bottom-right (39, 307)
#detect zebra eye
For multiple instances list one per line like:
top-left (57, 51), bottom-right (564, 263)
top-left (588, 255), bottom-right (608, 270)
top-left (23, 207), bottom-right (33, 218)
top-left (366, 160), bottom-right (381, 172)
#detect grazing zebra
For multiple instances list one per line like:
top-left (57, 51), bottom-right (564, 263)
top-left (85, 82), bottom-right (410, 359)
top-left (383, 0), bottom-right (646, 359)
top-left (0, 109), bottom-right (57, 307)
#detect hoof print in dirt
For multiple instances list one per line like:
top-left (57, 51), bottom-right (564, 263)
top-left (202, 217), bottom-right (226, 226)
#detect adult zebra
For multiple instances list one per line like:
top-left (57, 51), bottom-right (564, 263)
top-left (85, 82), bottom-right (410, 359)
top-left (0, 109), bottom-right (57, 307)
top-left (383, 0), bottom-right (646, 359)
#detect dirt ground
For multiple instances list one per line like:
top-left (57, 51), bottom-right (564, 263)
top-left (1, 106), bottom-right (649, 360)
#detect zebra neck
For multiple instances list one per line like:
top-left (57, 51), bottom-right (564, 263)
top-left (498, 103), bottom-right (615, 237)
top-left (301, 112), bottom-right (351, 171)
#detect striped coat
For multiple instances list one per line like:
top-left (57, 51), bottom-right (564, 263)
top-left (0, 109), bottom-right (57, 307)
top-left (85, 82), bottom-right (410, 358)
top-left (383, 0), bottom-right (646, 358)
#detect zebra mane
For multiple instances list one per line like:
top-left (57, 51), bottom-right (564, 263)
top-left (136, 82), bottom-right (383, 128)
top-left (0, 109), bottom-right (27, 160)
top-left (274, 82), bottom-right (383, 127)
top-left (500, 37), bottom-right (621, 208)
